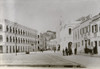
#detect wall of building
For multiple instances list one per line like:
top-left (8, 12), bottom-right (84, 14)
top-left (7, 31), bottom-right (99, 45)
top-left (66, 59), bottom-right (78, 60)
top-left (0, 19), bottom-right (38, 53)
top-left (59, 22), bottom-right (77, 53)
top-left (73, 13), bottom-right (100, 55)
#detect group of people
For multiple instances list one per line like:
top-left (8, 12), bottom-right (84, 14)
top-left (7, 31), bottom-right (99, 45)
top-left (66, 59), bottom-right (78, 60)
top-left (62, 47), bottom-right (77, 56)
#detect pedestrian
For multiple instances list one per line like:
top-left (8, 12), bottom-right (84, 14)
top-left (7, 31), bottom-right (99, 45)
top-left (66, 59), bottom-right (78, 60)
top-left (65, 47), bottom-right (68, 56)
top-left (62, 49), bottom-right (65, 56)
top-left (58, 45), bottom-right (60, 51)
top-left (74, 48), bottom-right (77, 55)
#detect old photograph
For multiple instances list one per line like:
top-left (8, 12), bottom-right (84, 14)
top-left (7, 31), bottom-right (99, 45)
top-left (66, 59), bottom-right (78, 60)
top-left (0, 0), bottom-right (100, 69)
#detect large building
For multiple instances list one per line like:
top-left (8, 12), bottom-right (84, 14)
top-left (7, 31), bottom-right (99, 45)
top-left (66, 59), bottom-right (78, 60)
top-left (73, 13), bottom-right (100, 55)
top-left (59, 21), bottom-right (77, 52)
top-left (0, 19), bottom-right (38, 53)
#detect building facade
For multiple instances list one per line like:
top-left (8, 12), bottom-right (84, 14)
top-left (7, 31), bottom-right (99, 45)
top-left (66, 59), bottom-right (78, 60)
top-left (59, 22), bottom-right (77, 52)
top-left (73, 13), bottom-right (100, 55)
top-left (47, 39), bottom-right (57, 50)
top-left (0, 19), bottom-right (38, 53)
top-left (37, 33), bottom-right (46, 51)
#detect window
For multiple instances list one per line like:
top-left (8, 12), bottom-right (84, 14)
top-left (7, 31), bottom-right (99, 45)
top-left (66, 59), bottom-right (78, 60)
top-left (38, 35), bottom-right (39, 38)
top-left (21, 38), bottom-right (22, 43)
top-left (21, 30), bottom-right (22, 35)
top-left (13, 46), bottom-right (15, 52)
top-left (38, 41), bottom-right (39, 44)
top-left (0, 46), bottom-right (3, 53)
top-left (82, 28), bottom-right (84, 34)
top-left (88, 25), bottom-right (90, 32)
top-left (16, 37), bottom-right (17, 43)
top-left (18, 29), bottom-right (20, 34)
top-left (10, 46), bottom-right (11, 53)
top-left (95, 24), bottom-right (98, 32)
top-left (92, 26), bottom-right (94, 33)
top-left (84, 27), bottom-right (86, 33)
top-left (86, 26), bottom-right (88, 33)
top-left (10, 27), bottom-right (12, 33)
top-left (10, 36), bottom-right (12, 42)
top-left (16, 29), bottom-right (17, 34)
top-left (78, 30), bottom-right (79, 39)
top-left (18, 38), bottom-right (20, 43)
top-left (82, 40), bottom-right (83, 46)
top-left (23, 31), bottom-right (25, 35)
top-left (99, 24), bottom-right (100, 32)
top-left (13, 37), bottom-right (15, 42)
top-left (6, 36), bottom-right (8, 42)
top-left (69, 28), bottom-right (71, 35)
top-left (6, 46), bottom-right (8, 53)
top-left (26, 39), bottom-right (27, 44)
top-left (23, 39), bottom-right (25, 43)
top-left (6, 25), bottom-right (9, 32)
top-left (88, 39), bottom-right (90, 45)
top-left (13, 27), bottom-right (15, 33)
top-left (28, 39), bottom-right (29, 44)
top-left (0, 35), bottom-right (3, 42)
top-left (99, 41), bottom-right (100, 46)
top-left (0, 24), bottom-right (2, 31)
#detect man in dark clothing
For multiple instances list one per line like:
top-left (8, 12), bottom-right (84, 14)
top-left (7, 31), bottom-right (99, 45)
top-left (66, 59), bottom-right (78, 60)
top-left (62, 49), bottom-right (65, 56)
top-left (74, 48), bottom-right (77, 55)
top-left (65, 47), bottom-right (68, 56)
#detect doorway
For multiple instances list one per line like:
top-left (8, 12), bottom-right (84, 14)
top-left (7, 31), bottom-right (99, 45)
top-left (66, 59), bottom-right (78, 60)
top-left (93, 41), bottom-right (98, 54)
top-left (0, 46), bottom-right (3, 53)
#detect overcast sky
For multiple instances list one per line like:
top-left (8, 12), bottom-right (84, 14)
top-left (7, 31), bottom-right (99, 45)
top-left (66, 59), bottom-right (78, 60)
top-left (0, 0), bottom-right (100, 33)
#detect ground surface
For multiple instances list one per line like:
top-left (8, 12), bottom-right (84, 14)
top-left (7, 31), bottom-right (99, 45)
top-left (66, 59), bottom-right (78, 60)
top-left (0, 51), bottom-right (100, 68)
top-left (0, 51), bottom-right (83, 68)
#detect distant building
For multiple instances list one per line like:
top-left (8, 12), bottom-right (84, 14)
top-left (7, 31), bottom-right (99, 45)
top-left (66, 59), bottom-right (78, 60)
top-left (0, 19), bottom-right (38, 53)
top-left (37, 33), bottom-right (46, 51)
top-left (38, 31), bottom-right (56, 51)
top-left (47, 39), bottom-right (57, 50)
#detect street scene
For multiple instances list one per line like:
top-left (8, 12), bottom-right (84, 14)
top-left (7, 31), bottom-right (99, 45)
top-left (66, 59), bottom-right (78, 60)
top-left (0, 0), bottom-right (100, 68)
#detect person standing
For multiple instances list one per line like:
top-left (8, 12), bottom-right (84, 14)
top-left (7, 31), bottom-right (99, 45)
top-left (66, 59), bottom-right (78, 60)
top-left (74, 48), bottom-right (77, 55)
top-left (65, 47), bottom-right (68, 56)
top-left (62, 49), bottom-right (65, 56)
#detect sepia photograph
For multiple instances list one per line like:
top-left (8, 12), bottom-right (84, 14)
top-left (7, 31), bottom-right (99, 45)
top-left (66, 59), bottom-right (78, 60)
top-left (0, 0), bottom-right (100, 69)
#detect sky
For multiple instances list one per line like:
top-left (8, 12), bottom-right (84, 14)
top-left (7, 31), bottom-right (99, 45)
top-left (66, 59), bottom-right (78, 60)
top-left (0, 0), bottom-right (100, 33)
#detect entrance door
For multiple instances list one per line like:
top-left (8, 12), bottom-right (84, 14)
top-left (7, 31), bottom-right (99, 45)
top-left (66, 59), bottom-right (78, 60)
top-left (85, 40), bottom-right (87, 48)
top-left (94, 41), bottom-right (98, 54)
top-left (68, 42), bottom-right (72, 48)
top-left (68, 42), bottom-right (72, 55)
top-left (0, 46), bottom-right (3, 53)
top-left (85, 40), bottom-right (88, 53)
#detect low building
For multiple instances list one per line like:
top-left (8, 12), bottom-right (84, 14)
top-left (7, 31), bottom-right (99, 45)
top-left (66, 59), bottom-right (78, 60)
top-left (37, 33), bottom-right (46, 51)
top-left (47, 39), bottom-right (57, 50)
top-left (0, 19), bottom-right (38, 53)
